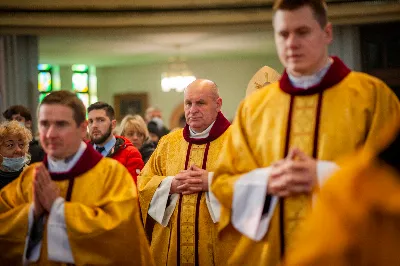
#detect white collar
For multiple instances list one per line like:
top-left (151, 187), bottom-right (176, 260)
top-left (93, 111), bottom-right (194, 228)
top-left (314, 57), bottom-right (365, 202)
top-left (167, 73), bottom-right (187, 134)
top-left (288, 58), bottom-right (333, 89)
top-left (189, 121), bottom-right (215, 139)
top-left (47, 142), bottom-right (87, 173)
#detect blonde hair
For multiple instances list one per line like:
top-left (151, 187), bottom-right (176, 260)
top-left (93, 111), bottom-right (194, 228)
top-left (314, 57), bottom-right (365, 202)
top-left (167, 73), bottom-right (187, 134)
top-left (0, 120), bottom-right (32, 154)
top-left (119, 115), bottom-right (149, 140)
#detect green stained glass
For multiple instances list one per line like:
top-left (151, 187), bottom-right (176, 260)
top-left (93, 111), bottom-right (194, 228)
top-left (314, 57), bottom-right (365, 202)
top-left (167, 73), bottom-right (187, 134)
top-left (38, 72), bottom-right (52, 92)
top-left (72, 64), bottom-right (89, 72)
top-left (38, 64), bottom-right (51, 71)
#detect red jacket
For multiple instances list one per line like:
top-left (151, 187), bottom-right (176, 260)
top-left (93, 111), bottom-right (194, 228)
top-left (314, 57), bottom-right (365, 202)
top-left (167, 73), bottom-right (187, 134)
top-left (105, 136), bottom-right (144, 184)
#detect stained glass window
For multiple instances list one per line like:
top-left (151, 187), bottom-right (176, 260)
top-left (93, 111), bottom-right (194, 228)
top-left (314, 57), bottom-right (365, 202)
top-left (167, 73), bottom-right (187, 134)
top-left (72, 72), bottom-right (89, 93)
top-left (38, 64), bottom-right (53, 102)
top-left (72, 64), bottom-right (94, 111)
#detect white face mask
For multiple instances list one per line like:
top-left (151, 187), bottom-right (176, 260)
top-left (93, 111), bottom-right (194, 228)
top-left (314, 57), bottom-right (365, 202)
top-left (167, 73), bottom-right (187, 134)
top-left (151, 117), bottom-right (164, 130)
top-left (2, 156), bottom-right (27, 172)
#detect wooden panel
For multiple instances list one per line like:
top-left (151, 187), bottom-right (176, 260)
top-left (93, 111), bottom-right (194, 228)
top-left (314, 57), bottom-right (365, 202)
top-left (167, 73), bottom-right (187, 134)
top-left (114, 93), bottom-right (148, 122)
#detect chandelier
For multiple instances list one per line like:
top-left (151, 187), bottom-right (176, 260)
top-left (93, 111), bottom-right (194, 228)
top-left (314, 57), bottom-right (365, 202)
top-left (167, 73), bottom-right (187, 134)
top-left (161, 56), bottom-right (195, 92)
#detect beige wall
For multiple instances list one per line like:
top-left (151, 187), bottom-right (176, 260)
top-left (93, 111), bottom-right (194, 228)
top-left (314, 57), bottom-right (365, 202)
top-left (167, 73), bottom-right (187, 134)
top-left (50, 25), bottom-right (360, 128)
top-left (97, 56), bottom-right (283, 127)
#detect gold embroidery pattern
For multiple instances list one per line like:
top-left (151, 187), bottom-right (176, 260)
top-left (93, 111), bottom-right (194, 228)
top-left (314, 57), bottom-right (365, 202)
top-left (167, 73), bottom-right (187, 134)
top-left (285, 95), bottom-right (318, 248)
top-left (180, 144), bottom-right (206, 265)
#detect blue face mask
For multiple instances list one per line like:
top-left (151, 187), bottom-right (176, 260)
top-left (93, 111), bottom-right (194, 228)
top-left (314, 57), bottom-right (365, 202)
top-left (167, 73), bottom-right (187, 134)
top-left (2, 156), bottom-right (26, 172)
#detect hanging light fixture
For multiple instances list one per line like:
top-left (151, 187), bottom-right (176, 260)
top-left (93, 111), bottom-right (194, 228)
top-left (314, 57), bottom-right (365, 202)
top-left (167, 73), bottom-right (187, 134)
top-left (161, 45), bottom-right (196, 92)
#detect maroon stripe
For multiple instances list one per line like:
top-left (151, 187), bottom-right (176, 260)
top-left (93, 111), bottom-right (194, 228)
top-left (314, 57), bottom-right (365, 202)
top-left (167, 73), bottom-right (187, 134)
top-left (65, 179), bottom-right (75, 202)
top-left (313, 93), bottom-right (323, 158)
top-left (184, 143), bottom-right (193, 170)
top-left (201, 143), bottom-right (211, 169)
top-left (194, 193), bottom-right (201, 266)
top-left (176, 196), bottom-right (183, 266)
top-left (280, 95), bottom-right (294, 258)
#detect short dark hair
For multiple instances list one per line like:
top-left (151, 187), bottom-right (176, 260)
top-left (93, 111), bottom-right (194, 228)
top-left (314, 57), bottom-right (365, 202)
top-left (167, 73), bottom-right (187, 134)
top-left (273, 0), bottom-right (328, 28)
top-left (87, 102), bottom-right (115, 120)
top-left (3, 105), bottom-right (32, 121)
top-left (40, 90), bottom-right (86, 126)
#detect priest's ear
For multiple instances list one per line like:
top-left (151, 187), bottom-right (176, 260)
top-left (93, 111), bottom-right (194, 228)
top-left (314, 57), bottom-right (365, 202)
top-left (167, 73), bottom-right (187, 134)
top-left (216, 97), bottom-right (222, 112)
top-left (79, 120), bottom-right (88, 135)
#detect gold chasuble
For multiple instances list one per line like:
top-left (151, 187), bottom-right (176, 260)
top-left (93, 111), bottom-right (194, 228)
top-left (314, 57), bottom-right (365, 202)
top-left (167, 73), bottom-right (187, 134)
top-left (286, 120), bottom-right (400, 266)
top-left (138, 112), bottom-right (233, 266)
top-left (0, 145), bottom-right (153, 266)
top-left (212, 57), bottom-right (400, 266)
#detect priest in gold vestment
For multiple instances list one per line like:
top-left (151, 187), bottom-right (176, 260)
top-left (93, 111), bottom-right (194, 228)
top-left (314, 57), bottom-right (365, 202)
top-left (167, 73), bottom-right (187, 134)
top-left (211, 1), bottom-right (400, 265)
top-left (0, 91), bottom-right (153, 266)
top-left (138, 79), bottom-right (234, 266)
top-left (285, 119), bottom-right (400, 266)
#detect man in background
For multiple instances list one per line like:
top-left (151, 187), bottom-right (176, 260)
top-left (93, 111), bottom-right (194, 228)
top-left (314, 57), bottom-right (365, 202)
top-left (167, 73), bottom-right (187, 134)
top-left (87, 102), bottom-right (144, 183)
top-left (138, 79), bottom-right (234, 266)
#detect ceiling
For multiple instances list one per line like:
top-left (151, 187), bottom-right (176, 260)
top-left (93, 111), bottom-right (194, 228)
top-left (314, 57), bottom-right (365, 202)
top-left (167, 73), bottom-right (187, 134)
top-left (38, 25), bottom-right (275, 66)
top-left (1, 0), bottom-right (399, 67)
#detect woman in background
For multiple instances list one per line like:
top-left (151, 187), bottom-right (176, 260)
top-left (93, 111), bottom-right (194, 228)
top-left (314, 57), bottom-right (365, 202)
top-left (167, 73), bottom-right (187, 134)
top-left (0, 120), bottom-right (32, 190)
top-left (120, 115), bottom-right (155, 164)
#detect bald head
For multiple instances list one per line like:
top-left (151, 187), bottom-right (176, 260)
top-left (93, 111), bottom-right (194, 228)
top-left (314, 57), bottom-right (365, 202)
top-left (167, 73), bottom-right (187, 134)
top-left (184, 79), bottom-right (222, 133)
top-left (185, 79), bottom-right (220, 100)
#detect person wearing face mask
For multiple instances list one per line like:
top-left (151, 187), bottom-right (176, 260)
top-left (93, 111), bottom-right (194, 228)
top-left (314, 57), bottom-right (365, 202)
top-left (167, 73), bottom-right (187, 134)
top-left (0, 120), bottom-right (32, 190)
top-left (145, 106), bottom-right (170, 137)
top-left (3, 105), bottom-right (45, 164)
top-left (0, 91), bottom-right (154, 265)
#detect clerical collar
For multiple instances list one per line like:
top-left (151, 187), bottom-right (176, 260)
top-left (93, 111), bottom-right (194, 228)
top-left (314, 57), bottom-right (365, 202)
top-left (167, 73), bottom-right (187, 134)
top-left (279, 56), bottom-right (351, 96)
top-left (288, 57), bottom-right (333, 89)
top-left (183, 112), bottom-right (231, 145)
top-left (189, 121), bottom-right (216, 139)
top-left (93, 136), bottom-right (116, 157)
top-left (48, 141), bottom-right (87, 173)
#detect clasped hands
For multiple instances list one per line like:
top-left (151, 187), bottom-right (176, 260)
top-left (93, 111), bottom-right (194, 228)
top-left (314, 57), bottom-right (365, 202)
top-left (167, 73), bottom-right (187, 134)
top-left (267, 148), bottom-right (318, 197)
top-left (33, 163), bottom-right (60, 220)
top-left (170, 165), bottom-right (208, 195)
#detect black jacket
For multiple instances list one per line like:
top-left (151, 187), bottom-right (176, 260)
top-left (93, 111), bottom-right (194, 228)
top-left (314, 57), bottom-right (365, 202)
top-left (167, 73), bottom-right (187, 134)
top-left (139, 141), bottom-right (155, 164)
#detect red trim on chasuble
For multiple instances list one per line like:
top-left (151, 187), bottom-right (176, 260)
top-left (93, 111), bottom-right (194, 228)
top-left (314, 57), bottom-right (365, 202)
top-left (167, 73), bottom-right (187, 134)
top-left (65, 179), bottom-right (75, 202)
top-left (44, 144), bottom-right (103, 181)
top-left (183, 112), bottom-right (231, 145)
top-left (177, 141), bottom-right (211, 266)
top-left (279, 56), bottom-right (351, 96)
top-left (43, 144), bottom-right (103, 202)
top-left (279, 93), bottom-right (324, 257)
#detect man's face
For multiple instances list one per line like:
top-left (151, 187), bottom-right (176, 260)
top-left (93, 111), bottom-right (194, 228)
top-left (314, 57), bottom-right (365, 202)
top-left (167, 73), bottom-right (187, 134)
top-left (184, 87), bottom-right (222, 133)
top-left (38, 104), bottom-right (87, 160)
top-left (88, 109), bottom-right (115, 145)
top-left (273, 5), bottom-right (332, 76)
